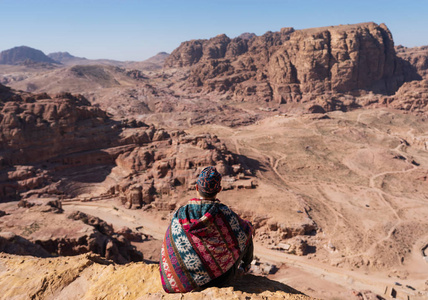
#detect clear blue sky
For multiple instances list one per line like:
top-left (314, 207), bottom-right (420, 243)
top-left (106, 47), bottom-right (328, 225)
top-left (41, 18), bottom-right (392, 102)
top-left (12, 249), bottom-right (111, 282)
top-left (1, 0), bottom-right (427, 61)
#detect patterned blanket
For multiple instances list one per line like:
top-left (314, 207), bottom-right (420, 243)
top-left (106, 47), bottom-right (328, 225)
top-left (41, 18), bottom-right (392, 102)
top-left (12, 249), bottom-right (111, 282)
top-left (159, 198), bottom-right (253, 293)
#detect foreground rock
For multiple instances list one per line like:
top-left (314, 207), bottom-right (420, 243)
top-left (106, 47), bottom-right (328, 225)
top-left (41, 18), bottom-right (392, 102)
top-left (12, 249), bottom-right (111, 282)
top-left (0, 253), bottom-right (315, 300)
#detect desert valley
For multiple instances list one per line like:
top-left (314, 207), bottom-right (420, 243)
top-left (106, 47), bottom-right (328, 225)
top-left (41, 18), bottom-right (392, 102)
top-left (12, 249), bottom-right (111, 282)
top-left (1, 22), bottom-right (428, 299)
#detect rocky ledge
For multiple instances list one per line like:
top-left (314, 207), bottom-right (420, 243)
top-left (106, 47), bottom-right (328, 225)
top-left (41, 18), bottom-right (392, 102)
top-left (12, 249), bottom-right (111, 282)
top-left (0, 253), bottom-right (315, 300)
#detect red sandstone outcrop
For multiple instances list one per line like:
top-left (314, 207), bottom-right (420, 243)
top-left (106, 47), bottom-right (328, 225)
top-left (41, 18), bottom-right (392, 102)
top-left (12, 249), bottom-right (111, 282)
top-left (165, 23), bottom-right (421, 109)
top-left (113, 131), bottom-right (253, 209)
top-left (0, 89), bottom-right (114, 166)
top-left (396, 45), bottom-right (428, 79)
top-left (0, 84), bottom-right (253, 202)
top-left (0, 231), bottom-right (51, 257)
top-left (0, 85), bottom-right (121, 200)
top-left (389, 79), bottom-right (428, 112)
top-left (388, 45), bottom-right (428, 113)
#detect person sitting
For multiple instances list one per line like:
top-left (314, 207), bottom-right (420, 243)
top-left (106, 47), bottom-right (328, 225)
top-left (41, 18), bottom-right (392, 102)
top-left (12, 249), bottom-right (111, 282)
top-left (159, 166), bottom-right (254, 293)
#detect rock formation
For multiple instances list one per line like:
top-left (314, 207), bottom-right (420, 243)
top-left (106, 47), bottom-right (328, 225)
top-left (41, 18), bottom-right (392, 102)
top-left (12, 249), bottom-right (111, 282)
top-left (386, 45), bottom-right (428, 112)
top-left (0, 231), bottom-right (51, 258)
top-left (112, 130), bottom-right (254, 209)
top-left (165, 22), bottom-right (421, 109)
top-left (0, 200), bottom-right (143, 263)
top-left (0, 89), bottom-right (115, 165)
top-left (0, 46), bottom-right (59, 65)
top-left (0, 85), bottom-right (120, 200)
top-left (396, 45), bottom-right (428, 79)
top-left (389, 79), bottom-right (428, 112)
top-left (0, 84), bottom-right (253, 202)
top-left (0, 253), bottom-right (315, 299)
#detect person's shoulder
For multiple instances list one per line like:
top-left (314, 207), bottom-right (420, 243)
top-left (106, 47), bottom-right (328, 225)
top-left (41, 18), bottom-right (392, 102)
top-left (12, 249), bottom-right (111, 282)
top-left (174, 198), bottom-right (199, 213)
top-left (216, 200), bottom-right (232, 209)
top-left (217, 202), bottom-right (237, 215)
top-left (217, 202), bottom-right (229, 209)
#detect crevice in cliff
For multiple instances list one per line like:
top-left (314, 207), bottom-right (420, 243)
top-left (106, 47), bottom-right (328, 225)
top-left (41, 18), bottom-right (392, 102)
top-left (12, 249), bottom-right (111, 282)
top-left (326, 30), bottom-right (333, 90)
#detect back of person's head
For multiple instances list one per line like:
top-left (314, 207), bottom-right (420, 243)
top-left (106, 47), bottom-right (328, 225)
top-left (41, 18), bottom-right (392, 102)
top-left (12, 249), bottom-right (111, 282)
top-left (196, 166), bottom-right (222, 199)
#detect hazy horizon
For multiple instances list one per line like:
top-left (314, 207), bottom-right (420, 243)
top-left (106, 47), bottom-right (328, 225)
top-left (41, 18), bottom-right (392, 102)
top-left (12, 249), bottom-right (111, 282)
top-left (2, 0), bottom-right (428, 61)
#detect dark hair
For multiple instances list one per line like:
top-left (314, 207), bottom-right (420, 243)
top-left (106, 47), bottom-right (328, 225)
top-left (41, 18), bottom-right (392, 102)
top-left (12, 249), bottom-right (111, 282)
top-left (197, 188), bottom-right (218, 199)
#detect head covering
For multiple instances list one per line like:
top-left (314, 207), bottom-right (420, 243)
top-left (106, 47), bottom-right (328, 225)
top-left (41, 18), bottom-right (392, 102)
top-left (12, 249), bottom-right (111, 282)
top-left (197, 166), bottom-right (222, 196)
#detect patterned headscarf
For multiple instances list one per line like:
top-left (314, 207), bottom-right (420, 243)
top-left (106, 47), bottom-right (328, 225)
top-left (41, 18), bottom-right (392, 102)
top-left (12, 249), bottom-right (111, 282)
top-left (197, 166), bottom-right (222, 195)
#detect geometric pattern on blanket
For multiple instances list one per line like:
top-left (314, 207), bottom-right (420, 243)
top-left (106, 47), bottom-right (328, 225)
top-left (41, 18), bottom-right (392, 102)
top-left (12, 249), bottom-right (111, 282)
top-left (159, 198), bottom-right (253, 293)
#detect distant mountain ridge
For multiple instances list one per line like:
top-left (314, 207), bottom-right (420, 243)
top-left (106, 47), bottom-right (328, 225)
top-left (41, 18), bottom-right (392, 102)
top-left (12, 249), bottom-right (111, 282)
top-left (0, 46), bottom-right (59, 65)
top-left (144, 52), bottom-right (169, 64)
top-left (126, 52), bottom-right (169, 70)
top-left (47, 51), bottom-right (124, 66)
top-left (48, 51), bottom-right (86, 63)
top-left (48, 51), bottom-right (169, 69)
top-left (0, 46), bottom-right (169, 70)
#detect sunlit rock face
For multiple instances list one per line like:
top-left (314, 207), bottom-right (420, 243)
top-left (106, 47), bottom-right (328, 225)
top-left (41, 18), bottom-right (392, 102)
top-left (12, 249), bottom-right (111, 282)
top-left (0, 253), bottom-right (315, 300)
top-left (165, 22), bottom-right (420, 106)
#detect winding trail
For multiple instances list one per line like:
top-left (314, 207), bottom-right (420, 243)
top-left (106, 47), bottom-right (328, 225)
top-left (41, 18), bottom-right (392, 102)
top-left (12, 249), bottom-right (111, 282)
top-left (220, 112), bottom-right (428, 297)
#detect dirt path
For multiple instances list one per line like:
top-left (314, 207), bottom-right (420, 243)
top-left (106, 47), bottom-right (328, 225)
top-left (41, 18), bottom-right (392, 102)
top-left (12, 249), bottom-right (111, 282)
top-left (219, 113), bottom-right (428, 298)
top-left (255, 241), bottom-right (428, 299)
top-left (61, 199), bottom-right (422, 298)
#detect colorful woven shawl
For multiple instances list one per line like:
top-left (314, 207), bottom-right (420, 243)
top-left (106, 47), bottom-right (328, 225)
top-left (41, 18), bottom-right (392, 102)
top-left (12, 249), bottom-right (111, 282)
top-left (159, 198), bottom-right (253, 293)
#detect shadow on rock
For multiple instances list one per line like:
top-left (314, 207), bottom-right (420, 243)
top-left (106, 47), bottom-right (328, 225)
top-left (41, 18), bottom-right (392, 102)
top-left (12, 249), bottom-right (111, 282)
top-left (226, 273), bottom-right (304, 295)
top-left (0, 232), bottom-right (51, 258)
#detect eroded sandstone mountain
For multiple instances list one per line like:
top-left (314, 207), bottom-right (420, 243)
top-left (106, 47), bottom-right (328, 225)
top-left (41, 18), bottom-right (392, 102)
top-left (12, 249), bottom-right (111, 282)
top-left (165, 22), bottom-right (420, 108)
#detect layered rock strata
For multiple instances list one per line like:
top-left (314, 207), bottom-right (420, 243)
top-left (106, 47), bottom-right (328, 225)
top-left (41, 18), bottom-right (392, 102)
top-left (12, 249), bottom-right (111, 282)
top-left (165, 22), bottom-right (420, 109)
